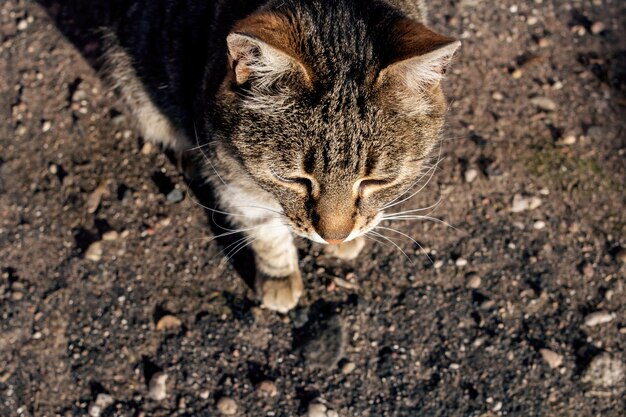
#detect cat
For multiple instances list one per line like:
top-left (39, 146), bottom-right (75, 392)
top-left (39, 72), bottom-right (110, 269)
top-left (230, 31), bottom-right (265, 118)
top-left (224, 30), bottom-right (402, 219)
top-left (100, 0), bottom-right (460, 313)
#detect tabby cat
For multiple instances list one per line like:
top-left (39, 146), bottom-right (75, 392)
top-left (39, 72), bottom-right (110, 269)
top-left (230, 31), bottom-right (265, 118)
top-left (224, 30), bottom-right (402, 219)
top-left (102, 0), bottom-right (460, 312)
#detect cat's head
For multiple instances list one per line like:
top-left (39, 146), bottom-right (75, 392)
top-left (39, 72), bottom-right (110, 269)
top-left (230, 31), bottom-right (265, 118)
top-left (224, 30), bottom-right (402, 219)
top-left (214, 0), bottom-right (459, 244)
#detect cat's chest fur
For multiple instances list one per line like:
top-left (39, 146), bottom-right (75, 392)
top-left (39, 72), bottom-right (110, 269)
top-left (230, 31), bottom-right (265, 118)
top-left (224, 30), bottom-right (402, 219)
top-left (101, 0), bottom-right (459, 312)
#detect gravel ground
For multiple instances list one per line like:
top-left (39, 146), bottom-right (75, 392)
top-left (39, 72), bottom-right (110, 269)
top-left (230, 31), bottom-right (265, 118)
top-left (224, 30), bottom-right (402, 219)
top-left (1, 0), bottom-right (625, 416)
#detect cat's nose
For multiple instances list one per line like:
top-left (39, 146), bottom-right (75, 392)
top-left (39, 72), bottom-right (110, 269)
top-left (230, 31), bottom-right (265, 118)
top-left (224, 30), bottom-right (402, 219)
top-left (313, 213), bottom-right (354, 244)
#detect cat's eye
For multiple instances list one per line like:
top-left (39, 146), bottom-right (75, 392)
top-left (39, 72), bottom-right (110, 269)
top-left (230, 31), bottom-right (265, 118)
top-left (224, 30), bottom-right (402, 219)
top-left (358, 178), bottom-right (393, 196)
top-left (271, 169), bottom-right (315, 194)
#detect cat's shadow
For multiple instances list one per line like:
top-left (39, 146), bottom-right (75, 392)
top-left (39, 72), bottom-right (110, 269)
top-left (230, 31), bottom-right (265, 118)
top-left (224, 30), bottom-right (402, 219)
top-left (34, 0), bottom-right (258, 290)
top-left (180, 155), bottom-right (257, 290)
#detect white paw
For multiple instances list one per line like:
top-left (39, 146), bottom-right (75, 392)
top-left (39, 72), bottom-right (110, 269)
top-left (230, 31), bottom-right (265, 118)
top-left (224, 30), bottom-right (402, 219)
top-left (260, 271), bottom-right (303, 313)
top-left (323, 237), bottom-right (365, 261)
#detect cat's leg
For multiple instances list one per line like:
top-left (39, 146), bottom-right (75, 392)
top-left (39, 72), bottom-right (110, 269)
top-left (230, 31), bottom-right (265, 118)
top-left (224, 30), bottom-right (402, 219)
top-left (323, 237), bottom-right (365, 261)
top-left (245, 220), bottom-right (303, 313)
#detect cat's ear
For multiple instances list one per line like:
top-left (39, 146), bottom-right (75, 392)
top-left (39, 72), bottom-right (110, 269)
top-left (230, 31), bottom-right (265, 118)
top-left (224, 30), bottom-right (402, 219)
top-left (377, 18), bottom-right (460, 91)
top-left (226, 12), bottom-right (311, 87)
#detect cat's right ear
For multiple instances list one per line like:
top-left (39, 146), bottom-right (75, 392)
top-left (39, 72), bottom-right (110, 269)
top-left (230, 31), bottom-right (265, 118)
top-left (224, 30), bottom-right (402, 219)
top-left (226, 13), bottom-right (311, 87)
top-left (377, 18), bottom-right (461, 92)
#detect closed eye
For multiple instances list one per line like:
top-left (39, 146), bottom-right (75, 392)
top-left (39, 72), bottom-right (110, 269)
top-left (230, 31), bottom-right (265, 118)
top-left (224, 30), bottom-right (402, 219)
top-left (271, 169), bottom-right (315, 194)
top-left (358, 178), bottom-right (394, 196)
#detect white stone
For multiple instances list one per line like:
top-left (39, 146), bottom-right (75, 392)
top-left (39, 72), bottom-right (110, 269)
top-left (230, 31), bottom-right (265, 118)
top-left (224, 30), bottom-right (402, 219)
top-left (308, 403), bottom-right (328, 417)
top-left (540, 349), bottom-right (563, 369)
top-left (511, 194), bottom-right (542, 212)
top-left (584, 311), bottom-right (615, 327)
top-left (148, 372), bottom-right (168, 401)
top-left (464, 169), bottom-right (479, 183)
top-left (217, 397), bottom-right (238, 415)
top-left (84, 242), bottom-right (103, 262)
top-left (582, 353), bottom-right (624, 388)
top-left (591, 22), bottom-right (605, 34)
top-left (530, 96), bottom-right (557, 112)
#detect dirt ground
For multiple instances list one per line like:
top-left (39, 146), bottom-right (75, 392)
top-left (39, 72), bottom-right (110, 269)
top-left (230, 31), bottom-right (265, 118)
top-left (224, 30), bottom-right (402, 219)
top-left (1, 0), bottom-right (625, 416)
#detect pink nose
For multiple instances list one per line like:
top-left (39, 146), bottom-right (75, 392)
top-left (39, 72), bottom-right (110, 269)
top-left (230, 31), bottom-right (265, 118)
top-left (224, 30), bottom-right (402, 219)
top-left (325, 238), bottom-right (344, 245)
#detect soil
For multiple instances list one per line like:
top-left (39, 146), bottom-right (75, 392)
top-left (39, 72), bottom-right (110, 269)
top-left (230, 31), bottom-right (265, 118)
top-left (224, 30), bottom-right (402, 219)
top-left (1, 0), bottom-right (625, 416)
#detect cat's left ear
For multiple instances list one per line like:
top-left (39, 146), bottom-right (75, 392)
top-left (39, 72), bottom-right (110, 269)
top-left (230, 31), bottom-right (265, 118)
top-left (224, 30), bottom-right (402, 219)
top-left (377, 18), bottom-right (461, 91)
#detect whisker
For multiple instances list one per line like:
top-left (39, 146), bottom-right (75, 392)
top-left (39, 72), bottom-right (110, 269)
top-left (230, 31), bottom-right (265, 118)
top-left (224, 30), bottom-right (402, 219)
top-left (381, 215), bottom-right (458, 231)
top-left (364, 232), bottom-right (394, 249)
top-left (369, 230), bottom-right (413, 264)
top-left (224, 236), bottom-right (257, 263)
top-left (188, 140), bottom-right (218, 152)
top-left (375, 226), bottom-right (433, 264)
top-left (202, 222), bottom-right (289, 243)
top-left (193, 120), bottom-right (228, 187)
top-left (382, 139), bottom-right (444, 210)
top-left (382, 155), bottom-right (444, 211)
top-left (218, 235), bottom-right (254, 265)
top-left (383, 196), bottom-right (443, 218)
top-left (189, 197), bottom-right (283, 219)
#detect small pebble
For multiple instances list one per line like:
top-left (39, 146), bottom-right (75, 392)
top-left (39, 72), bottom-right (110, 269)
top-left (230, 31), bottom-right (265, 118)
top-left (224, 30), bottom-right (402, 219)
top-left (17, 19), bottom-right (28, 31)
top-left (86, 182), bottom-right (108, 214)
top-left (257, 380), bottom-right (278, 397)
top-left (464, 169), bottom-right (478, 183)
top-left (584, 311), bottom-right (615, 327)
top-left (558, 135), bottom-right (577, 146)
top-left (511, 194), bottom-right (542, 213)
top-left (327, 411), bottom-right (339, 417)
top-left (492, 92), bottom-right (504, 101)
top-left (511, 69), bottom-right (523, 79)
top-left (217, 397), bottom-right (238, 415)
top-left (530, 96), bottom-right (557, 112)
top-left (434, 260), bottom-right (444, 269)
top-left (156, 315), bottom-right (183, 331)
top-left (148, 372), bottom-right (168, 401)
top-left (466, 272), bottom-right (481, 289)
top-left (533, 221), bottom-right (546, 230)
top-left (590, 22), bottom-right (605, 35)
top-left (308, 402), bottom-right (328, 417)
top-left (539, 349), bottom-right (563, 369)
top-left (538, 38), bottom-right (551, 48)
top-left (102, 230), bottom-right (119, 241)
top-left (141, 142), bottom-right (153, 155)
top-left (526, 16), bottom-right (538, 25)
top-left (72, 90), bottom-right (87, 102)
top-left (581, 353), bottom-right (624, 388)
top-left (455, 258), bottom-right (468, 267)
top-left (166, 188), bottom-right (184, 203)
top-left (84, 241), bottom-right (103, 262)
top-left (41, 120), bottom-right (51, 132)
top-left (341, 361), bottom-right (356, 374)
top-left (88, 393), bottom-right (114, 417)
top-left (11, 291), bottom-right (24, 301)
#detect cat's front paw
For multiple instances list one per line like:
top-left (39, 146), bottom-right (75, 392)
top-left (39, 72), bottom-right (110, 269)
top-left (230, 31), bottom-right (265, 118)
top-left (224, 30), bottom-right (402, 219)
top-left (258, 270), bottom-right (303, 313)
top-left (323, 237), bottom-right (365, 261)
